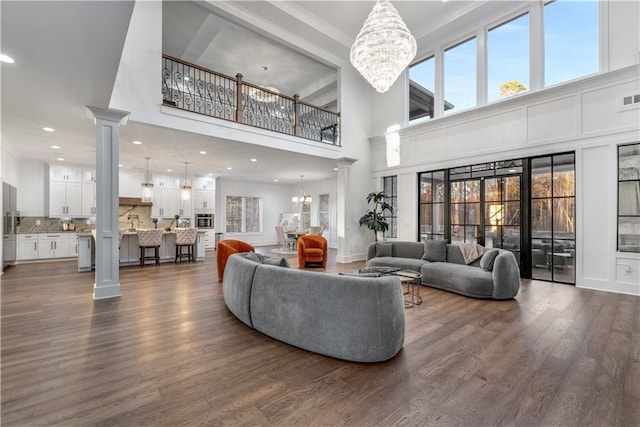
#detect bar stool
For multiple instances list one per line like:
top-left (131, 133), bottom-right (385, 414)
top-left (175, 228), bottom-right (198, 263)
top-left (137, 229), bottom-right (164, 267)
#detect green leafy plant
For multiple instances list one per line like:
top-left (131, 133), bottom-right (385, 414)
top-left (358, 191), bottom-right (393, 242)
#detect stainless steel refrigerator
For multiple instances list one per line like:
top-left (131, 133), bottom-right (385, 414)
top-left (3, 182), bottom-right (18, 269)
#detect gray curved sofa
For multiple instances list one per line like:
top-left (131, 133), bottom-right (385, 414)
top-left (366, 241), bottom-right (520, 300)
top-left (223, 252), bottom-right (405, 362)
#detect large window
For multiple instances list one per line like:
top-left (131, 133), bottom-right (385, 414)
top-left (531, 153), bottom-right (575, 283)
top-left (319, 193), bottom-right (330, 232)
top-left (444, 37), bottom-right (477, 114)
top-left (485, 176), bottom-right (521, 263)
top-left (408, 2), bottom-right (600, 120)
top-left (225, 195), bottom-right (261, 233)
top-left (419, 171), bottom-right (446, 241)
top-left (450, 179), bottom-right (481, 244)
top-left (409, 56), bottom-right (435, 123)
top-left (488, 13), bottom-right (530, 102)
top-left (544, 0), bottom-right (599, 86)
top-left (383, 176), bottom-right (397, 239)
top-left (618, 143), bottom-right (640, 252)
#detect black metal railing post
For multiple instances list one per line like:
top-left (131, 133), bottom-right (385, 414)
top-left (235, 73), bottom-right (243, 124)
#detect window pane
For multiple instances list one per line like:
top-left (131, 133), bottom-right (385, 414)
top-left (553, 153), bottom-right (575, 196)
top-left (531, 157), bottom-right (552, 198)
top-left (434, 171), bottom-right (446, 202)
top-left (504, 201), bottom-right (521, 226)
top-left (619, 181), bottom-right (640, 215)
top-left (444, 37), bottom-right (477, 113)
top-left (485, 178), bottom-right (501, 202)
top-left (619, 144), bottom-right (640, 180)
top-left (246, 197), bottom-right (260, 232)
top-left (532, 199), bottom-right (552, 237)
top-left (466, 180), bottom-right (480, 203)
top-left (554, 198), bottom-right (575, 238)
top-left (434, 203), bottom-right (445, 234)
top-left (420, 174), bottom-right (433, 202)
top-left (226, 196), bottom-right (242, 233)
top-left (504, 176), bottom-right (521, 201)
top-left (450, 182), bottom-right (465, 203)
top-left (409, 56), bottom-right (436, 122)
top-left (503, 227), bottom-right (520, 250)
top-left (619, 217), bottom-right (640, 252)
top-left (451, 203), bottom-right (464, 225)
top-left (488, 13), bottom-right (530, 102)
top-left (545, 0), bottom-right (598, 86)
top-left (420, 204), bottom-right (432, 234)
top-left (466, 202), bottom-right (481, 225)
top-left (486, 203), bottom-right (504, 226)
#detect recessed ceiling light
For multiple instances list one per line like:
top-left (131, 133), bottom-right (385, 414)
top-left (199, 151), bottom-right (207, 155)
top-left (208, 173), bottom-right (213, 176)
top-left (261, 65), bottom-right (268, 71)
top-left (167, 169), bottom-right (172, 172)
top-left (51, 145), bottom-right (61, 149)
top-left (0, 54), bottom-right (15, 64)
top-left (250, 158), bottom-right (257, 162)
top-left (273, 179), bottom-right (278, 182)
top-left (333, 167), bottom-right (339, 171)
top-left (56, 157), bottom-right (64, 161)
top-left (226, 167), bottom-right (232, 170)
top-left (118, 164), bottom-right (124, 168)
top-left (43, 127), bottom-right (55, 132)
top-left (132, 140), bottom-right (142, 145)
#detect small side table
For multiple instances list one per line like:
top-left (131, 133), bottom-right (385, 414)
top-left (394, 270), bottom-right (423, 308)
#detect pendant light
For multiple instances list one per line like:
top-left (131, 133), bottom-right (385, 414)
top-left (141, 156), bottom-right (154, 203)
top-left (181, 162), bottom-right (191, 201)
top-left (292, 175), bottom-right (312, 206)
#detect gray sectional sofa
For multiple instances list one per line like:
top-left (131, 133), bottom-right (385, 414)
top-left (222, 252), bottom-right (405, 362)
top-left (366, 241), bottom-right (520, 299)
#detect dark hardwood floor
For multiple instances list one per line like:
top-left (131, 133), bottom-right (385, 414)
top-left (1, 247), bottom-right (639, 426)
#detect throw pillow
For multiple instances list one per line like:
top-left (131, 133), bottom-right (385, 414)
top-left (480, 249), bottom-right (499, 271)
top-left (262, 256), bottom-right (290, 268)
top-left (375, 242), bottom-right (393, 257)
top-left (422, 240), bottom-right (447, 262)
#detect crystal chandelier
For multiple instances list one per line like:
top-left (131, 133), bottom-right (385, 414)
top-left (181, 162), bottom-right (191, 201)
top-left (350, 0), bottom-right (417, 93)
top-left (141, 156), bottom-right (154, 203)
top-left (292, 175), bottom-right (312, 206)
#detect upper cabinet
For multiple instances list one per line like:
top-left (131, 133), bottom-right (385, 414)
top-left (49, 164), bottom-right (93, 218)
top-left (193, 177), bottom-right (215, 212)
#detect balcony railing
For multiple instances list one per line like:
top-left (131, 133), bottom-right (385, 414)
top-left (162, 55), bottom-right (340, 146)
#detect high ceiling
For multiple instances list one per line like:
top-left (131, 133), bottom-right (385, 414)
top-left (1, 0), bottom-right (497, 184)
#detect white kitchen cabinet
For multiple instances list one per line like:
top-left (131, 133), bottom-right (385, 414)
top-left (176, 197), bottom-right (191, 219)
top-left (38, 233), bottom-right (71, 259)
top-left (153, 174), bottom-right (179, 189)
top-left (195, 232), bottom-right (205, 260)
top-left (152, 187), bottom-right (181, 218)
top-left (203, 229), bottom-right (215, 249)
top-left (77, 235), bottom-right (93, 272)
top-left (50, 165), bottom-right (81, 182)
top-left (18, 234), bottom-right (38, 260)
top-left (81, 182), bottom-right (96, 216)
top-left (81, 168), bottom-right (96, 183)
top-left (193, 189), bottom-right (215, 211)
top-left (49, 181), bottom-right (82, 217)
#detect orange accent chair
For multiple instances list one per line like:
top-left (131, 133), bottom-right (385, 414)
top-left (297, 235), bottom-right (328, 268)
top-left (217, 239), bottom-right (255, 281)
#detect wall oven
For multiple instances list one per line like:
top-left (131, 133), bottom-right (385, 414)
top-left (195, 213), bottom-right (214, 229)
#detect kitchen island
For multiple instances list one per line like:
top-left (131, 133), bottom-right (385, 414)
top-left (77, 229), bottom-right (206, 272)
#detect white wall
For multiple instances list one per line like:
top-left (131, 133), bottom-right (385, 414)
top-left (119, 169), bottom-right (144, 197)
top-left (215, 178), bottom-right (303, 247)
top-left (368, 66), bottom-right (640, 295)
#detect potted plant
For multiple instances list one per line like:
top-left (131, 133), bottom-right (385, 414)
top-left (358, 191), bottom-right (393, 242)
top-left (152, 218), bottom-right (158, 229)
top-left (174, 214), bottom-right (180, 229)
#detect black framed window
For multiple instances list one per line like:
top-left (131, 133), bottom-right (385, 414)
top-left (530, 153), bottom-right (575, 284)
top-left (418, 171), bottom-right (446, 241)
top-left (383, 176), bottom-right (397, 239)
top-left (450, 179), bottom-right (481, 244)
top-left (618, 143), bottom-right (640, 252)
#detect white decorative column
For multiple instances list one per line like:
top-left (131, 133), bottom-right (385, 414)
top-left (335, 157), bottom-right (357, 264)
top-left (86, 106), bottom-right (130, 300)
